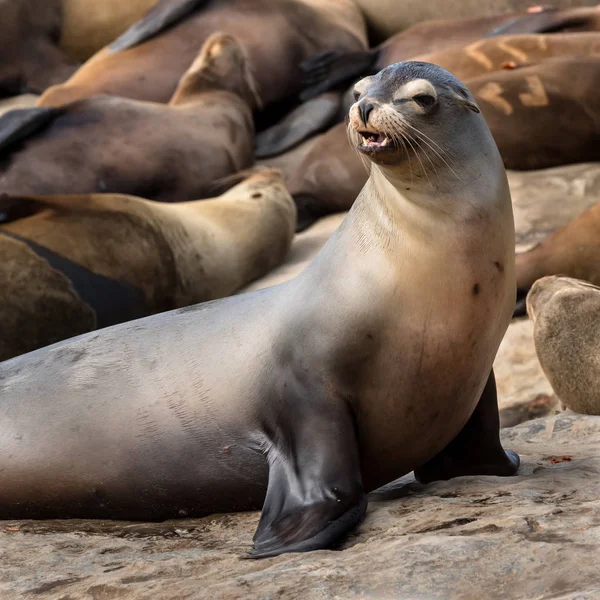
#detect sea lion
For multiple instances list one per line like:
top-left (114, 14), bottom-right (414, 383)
top-left (353, 0), bottom-right (599, 43)
top-left (0, 33), bottom-right (256, 201)
top-left (59, 0), bottom-right (160, 61)
top-left (301, 6), bottom-right (600, 99)
top-left (416, 31), bottom-right (600, 82)
top-left (38, 0), bottom-right (367, 110)
top-left (0, 0), bottom-right (79, 97)
top-left (0, 167), bottom-right (295, 362)
top-left (469, 55), bottom-right (600, 170)
top-left (515, 201), bottom-right (600, 316)
top-left (527, 275), bottom-right (600, 415)
top-left (0, 61), bottom-right (519, 557)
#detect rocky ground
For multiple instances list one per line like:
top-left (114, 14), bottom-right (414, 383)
top-left (2, 163), bottom-right (600, 599)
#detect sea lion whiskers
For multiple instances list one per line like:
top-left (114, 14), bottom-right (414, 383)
top-left (345, 120), bottom-right (372, 174)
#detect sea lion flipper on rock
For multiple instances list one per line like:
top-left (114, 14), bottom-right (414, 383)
top-left (0, 107), bottom-right (63, 155)
top-left (299, 49), bottom-right (378, 102)
top-left (108, 0), bottom-right (208, 53)
top-left (255, 92), bottom-right (342, 159)
top-left (249, 400), bottom-right (366, 558)
top-left (414, 371), bottom-right (520, 484)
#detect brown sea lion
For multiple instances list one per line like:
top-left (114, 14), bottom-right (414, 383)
top-left (469, 55), bottom-right (600, 170)
top-left (417, 31), bottom-right (600, 82)
top-left (0, 33), bottom-right (256, 201)
top-left (38, 0), bottom-right (367, 111)
top-left (0, 0), bottom-right (79, 97)
top-left (301, 6), bottom-right (600, 100)
top-left (59, 0), bottom-right (160, 61)
top-left (515, 201), bottom-right (600, 315)
top-left (527, 275), bottom-right (600, 415)
top-left (354, 0), bottom-right (600, 43)
top-left (0, 167), bottom-right (295, 361)
top-left (0, 61), bottom-right (519, 558)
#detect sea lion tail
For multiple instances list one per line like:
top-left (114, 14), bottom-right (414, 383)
top-left (299, 49), bottom-right (378, 101)
top-left (108, 0), bottom-right (209, 53)
top-left (484, 6), bottom-right (594, 37)
top-left (0, 107), bottom-right (63, 157)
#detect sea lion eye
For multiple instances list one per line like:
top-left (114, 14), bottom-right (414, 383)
top-left (412, 94), bottom-right (436, 109)
top-left (353, 90), bottom-right (361, 101)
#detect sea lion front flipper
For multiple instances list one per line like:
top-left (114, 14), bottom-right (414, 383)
top-left (484, 7), bottom-right (589, 38)
top-left (255, 93), bottom-right (342, 159)
top-left (414, 370), bottom-right (520, 484)
top-left (0, 107), bottom-right (63, 156)
top-left (300, 49), bottom-right (378, 101)
top-left (249, 402), bottom-right (366, 558)
top-left (109, 0), bottom-right (208, 53)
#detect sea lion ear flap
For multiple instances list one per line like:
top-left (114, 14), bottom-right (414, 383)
top-left (449, 85), bottom-right (480, 114)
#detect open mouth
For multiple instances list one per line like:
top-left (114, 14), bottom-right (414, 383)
top-left (357, 130), bottom-right (394, 151)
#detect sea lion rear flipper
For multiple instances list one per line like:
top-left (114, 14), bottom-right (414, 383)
top-left (255, 93), bottom-right (342, 159)
top-left (414, 370), bottom-right (520, 484)
top-left (0, 107), bottom-right (63, 156)
top-left (249, 403), bottom-right (366, 558)
top-left (300, 49), bottom-right (378, 102)
top-left (484, 7), bottom-right (589, 37)
top-left (109, 0), bottom-right (209, 53)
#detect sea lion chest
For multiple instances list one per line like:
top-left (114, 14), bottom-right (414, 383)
top-left (297, 203), bottom-right (513, 491)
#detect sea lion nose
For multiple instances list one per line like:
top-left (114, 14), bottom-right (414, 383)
top-left (359, 101), bottom-right (375, 125)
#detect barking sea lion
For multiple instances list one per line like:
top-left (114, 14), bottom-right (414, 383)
top-left (0, 62), bottom-right (519, 557)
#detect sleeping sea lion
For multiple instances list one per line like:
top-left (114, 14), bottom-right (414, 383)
top-left (59, 0), bottom-right (160, 61)
top-left (515, 201), bottom-right (600, 315)
top-left (469, 55), bottom-right (600, 170)
top-left (0, 61), bottom-right (519, 557)
top-left (354, 0), bottom-right (599, 43)
top-left (0, 167), bottom-right (295, 361)
top-left (38, 0), bottom-right (367, 109)
top-left (0, 0), bottom-right (79, 96)
top-left (527, 276), bottom-right (600, 415)
top-left (0, 33), bottom-right (256, 201)
top-left (301, 6), bottom-right (600, 100)
top-left (416, 31), bottom-right (600, 82)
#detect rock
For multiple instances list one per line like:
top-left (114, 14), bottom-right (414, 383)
top-left (1, 413), bottom-right (599, 599)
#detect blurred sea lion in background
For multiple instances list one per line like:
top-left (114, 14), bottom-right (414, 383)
top-left (59, 0), bottom-right (160, 61)
top-left (0, 168), bottom-right (295, 361)
top-left (354, 0), bottom-right (600, 42)
top-left (301, 6), bottom-right (600, 100)
top-left (515, 201), bottom-right (600, 315)
top-left (527, 276), bottom-right (600, 416)
top-left (0, 33), bottom-right (256, 202)
top-left (39, 0), bottom-right (367, 110)
top-left (470, 55), bottom-right (600, 170)
top-left (0, 0), bottom-right (78, 97)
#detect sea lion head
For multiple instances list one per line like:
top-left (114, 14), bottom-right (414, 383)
top-left (348, 61), bottom-right (482, 176)
top-left (170, 32), bottom-right (260, 109)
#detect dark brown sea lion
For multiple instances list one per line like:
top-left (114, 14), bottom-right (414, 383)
top-left (38, 0), bottom-right (367, 110)
top-left (0, 33), bottom-right (256, 201)
top-left (354, 0), bottom-right (599, 43)
top-left (515, 201), bottom-right (600, 316)
top-left (417, 31), bottom-right (600, 82)
top-left (0, 168), bottom-right (295, 361)
top-left (0, 61), bottom-right (518, 558)
top-left (470, 55), bottom-right (600, 170)
top-left (301, 6), bottom-right (600, 100)
top-left (0, 0), bottom-right (79, 97)
top-left (527, 275), bottom-right (600, 415)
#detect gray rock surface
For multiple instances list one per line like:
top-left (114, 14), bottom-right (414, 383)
top-left (1, 413), bottom-right (599, 599)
